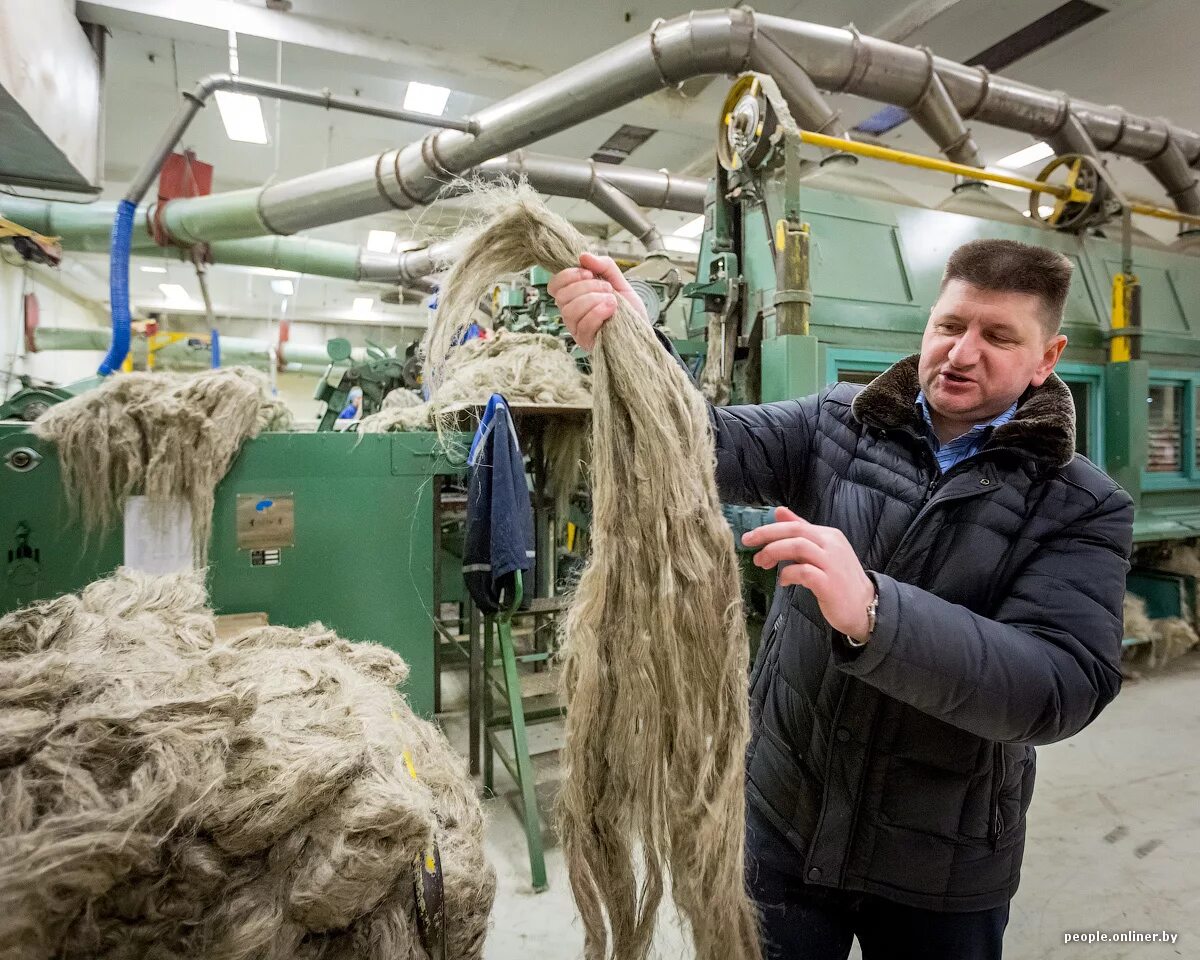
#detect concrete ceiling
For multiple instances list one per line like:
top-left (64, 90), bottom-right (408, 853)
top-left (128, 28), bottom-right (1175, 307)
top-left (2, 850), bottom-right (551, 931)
top-left (44, 0), bottom-right (1200, 321)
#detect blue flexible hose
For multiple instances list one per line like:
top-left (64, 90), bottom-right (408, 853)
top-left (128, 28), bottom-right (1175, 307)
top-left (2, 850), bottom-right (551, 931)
top-left (98, 198), bottom-right (137, 376)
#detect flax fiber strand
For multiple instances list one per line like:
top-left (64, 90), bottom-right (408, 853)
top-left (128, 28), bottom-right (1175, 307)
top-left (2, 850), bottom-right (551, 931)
top-left (0, 568), bottom-right (493, 959)
top-left (425, 185), bottom-right (760, 960)
top-left (30, 368), bottom-right (288, 564)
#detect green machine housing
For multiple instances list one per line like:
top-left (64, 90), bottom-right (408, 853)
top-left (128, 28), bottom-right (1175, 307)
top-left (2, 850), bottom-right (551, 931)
top-left (0, 426), bottom-right (460, 715)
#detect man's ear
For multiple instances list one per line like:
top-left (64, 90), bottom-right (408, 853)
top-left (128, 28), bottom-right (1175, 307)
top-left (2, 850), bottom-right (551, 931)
top-left (1030, 334), bottom-right (1068, 387)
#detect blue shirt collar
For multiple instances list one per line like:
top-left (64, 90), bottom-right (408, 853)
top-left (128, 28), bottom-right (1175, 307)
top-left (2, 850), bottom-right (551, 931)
top-left (914, 391), bottom-right (1018, 450)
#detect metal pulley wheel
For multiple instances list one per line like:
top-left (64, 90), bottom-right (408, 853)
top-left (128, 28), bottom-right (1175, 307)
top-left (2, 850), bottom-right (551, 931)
top-left (627, 279), bottom-right (663, 323)
top-left (717, 75), bottom-right (777, 172)
top-left (1028, 153), bottom-right (1109, 231)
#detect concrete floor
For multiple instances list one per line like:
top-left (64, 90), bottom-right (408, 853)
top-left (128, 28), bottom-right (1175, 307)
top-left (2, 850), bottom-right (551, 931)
top-left (442, 651), bottom-right (1200, 960)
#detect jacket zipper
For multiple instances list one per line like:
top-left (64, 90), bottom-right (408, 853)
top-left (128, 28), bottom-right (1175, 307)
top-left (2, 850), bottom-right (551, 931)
top-left (990, 745), bottom-right (1007, 848)
top-left (750, 610), bottom-right (786, 693)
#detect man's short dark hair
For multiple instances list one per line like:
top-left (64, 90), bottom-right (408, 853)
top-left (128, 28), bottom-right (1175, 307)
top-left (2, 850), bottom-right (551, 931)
top-left (940, 239), bottom-right (1073, 335)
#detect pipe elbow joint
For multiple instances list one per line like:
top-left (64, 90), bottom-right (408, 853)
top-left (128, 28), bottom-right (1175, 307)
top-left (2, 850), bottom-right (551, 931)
top-left (650, 8), bottom-right (756, 86)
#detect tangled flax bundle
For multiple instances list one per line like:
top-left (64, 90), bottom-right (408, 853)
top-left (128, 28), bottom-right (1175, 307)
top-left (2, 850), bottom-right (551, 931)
top-left (31, 367), bottom-right (287, 564)
top-left (381, 387), bottom-right (426, 411)
top-left (0, 568), bottom-right (493, 959)
top-left (360, 331), bottom-right (590, 426)
top-left (425, 185), bottom-right (760, 960)
top-left (362, 329), bottom-right (591, 507)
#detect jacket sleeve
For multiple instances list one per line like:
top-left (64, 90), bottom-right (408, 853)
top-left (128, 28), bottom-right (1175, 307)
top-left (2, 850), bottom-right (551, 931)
top-left (709, 398), bottom-right (822, 507)
top-left (831, 487), bottom-right (1133, 746)
top-left (651, 326), bottom-right (820, 507)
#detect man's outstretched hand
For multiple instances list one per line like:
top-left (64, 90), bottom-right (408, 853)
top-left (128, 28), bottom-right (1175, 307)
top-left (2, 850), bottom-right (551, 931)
top-left (546, 252), bottom-right (648, 352)
top-left (742, 506), bottom-right (876, 643)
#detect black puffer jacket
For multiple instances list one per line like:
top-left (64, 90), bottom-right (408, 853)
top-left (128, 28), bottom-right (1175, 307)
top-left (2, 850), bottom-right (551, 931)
top-left (714, 355), bottom-right (1133, 912)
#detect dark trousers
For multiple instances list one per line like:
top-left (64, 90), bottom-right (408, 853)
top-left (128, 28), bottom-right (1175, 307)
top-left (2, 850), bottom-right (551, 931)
top-left (747, 806), bottom-right (1009, 960)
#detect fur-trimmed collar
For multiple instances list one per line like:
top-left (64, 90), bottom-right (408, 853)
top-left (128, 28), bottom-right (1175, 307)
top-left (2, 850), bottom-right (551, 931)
top-left (850, 354), bottom-right (1076, 469)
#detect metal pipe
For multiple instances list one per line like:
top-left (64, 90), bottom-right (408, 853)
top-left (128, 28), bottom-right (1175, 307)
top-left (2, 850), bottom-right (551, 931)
top-left (472, 152), bottom-right (707, 212)
top-left (905, 46), bottom-right (983, 167)
top-left (0, 191), bottom-right (451, 284)
top-left (755, 15), bottom-right (1200, 213)
top-left (470, 151), bottom-right (667, 252)
top-left (105, 70), bottom-right (475, 374)
top-left (586, 178), bottom-right (666, 253)
top-left (250, 9), bottom-right (757, 232)
top-left (391, 237), bottom-right (470, 285)
top-left (1045, 101), bottom-right (1100, 160)
top-left (745, 31), bottom-right (849, 152)
top-left (1144, 128), bottom-right (1200, 216)
top-left (129, 10), bottom-right (1200, 245)
top-left (125, 72), bottom-right (477, 206)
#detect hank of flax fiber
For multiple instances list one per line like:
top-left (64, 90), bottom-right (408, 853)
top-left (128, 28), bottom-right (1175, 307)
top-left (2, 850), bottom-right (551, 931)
top-left (425, 185), bottom-right (760, 960)
top-left (31, 367), bottom-right (281, 564)
top-left (0, 567), bottom-right (493, 960)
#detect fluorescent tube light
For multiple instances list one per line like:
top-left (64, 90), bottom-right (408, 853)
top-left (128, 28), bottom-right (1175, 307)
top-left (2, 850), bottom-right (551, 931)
top-left (994, 141), bottom-right (1054, 169)
top-left (403, 81), bottom-right (451, 116)
top-left (140, 265), bottom-right (167, 274)
top-left (367, 229), bottom-right (397, 252)
top-left (352, 297), bottom-right (374, 315)
top-left (674, 215), bottom-right (707, 238)
top-left (662, 235), bottom-right (701, 255)
top-left (271, 279), bottom-right (295, 295)
top-left (215, 90), bottom-right (269, 144)
top-left (159, 283), bottom-right (190, 302)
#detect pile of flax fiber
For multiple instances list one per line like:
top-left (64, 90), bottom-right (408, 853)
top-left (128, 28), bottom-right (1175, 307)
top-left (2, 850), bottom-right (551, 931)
top-left (360, 330), bottom-right (591, 508)
top-left (0, 568), bottom-right (493, 959)
top-left (424, 185), bottom-right (760, 960)
top-left (30, 367), bottom-right (290, 564)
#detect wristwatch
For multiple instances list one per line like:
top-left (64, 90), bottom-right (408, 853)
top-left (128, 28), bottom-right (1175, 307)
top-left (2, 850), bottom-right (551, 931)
top-left (846, 575), bottom-right (879, 648)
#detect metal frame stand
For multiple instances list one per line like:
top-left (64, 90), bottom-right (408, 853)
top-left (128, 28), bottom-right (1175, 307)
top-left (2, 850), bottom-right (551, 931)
top-left (481, 582), bottom-right (568, 893)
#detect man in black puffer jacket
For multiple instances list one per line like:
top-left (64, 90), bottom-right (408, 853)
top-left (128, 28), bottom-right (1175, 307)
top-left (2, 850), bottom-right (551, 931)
top-left (548, 238), bottom-right (1133, 960)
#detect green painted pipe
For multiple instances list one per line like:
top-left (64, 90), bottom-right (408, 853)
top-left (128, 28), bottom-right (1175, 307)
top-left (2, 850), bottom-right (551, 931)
top-left (30, 328), bottom-right (344, 371)
top-left (204, 237), bottom-right (361, 281)
top-left (0, 195), bottom-right (369, 282)
top-left (0, 196), bottom-right (153, 252)
top-left (32, 327), bottom-right (111, 351)
top-left (163, 188), bottom-right (273, 244)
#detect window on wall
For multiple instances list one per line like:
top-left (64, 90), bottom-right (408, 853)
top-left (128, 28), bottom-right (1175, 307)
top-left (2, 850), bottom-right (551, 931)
top-left (836, 368), bottom-right (884, 386)
top-left (1147, 383), bottom-right (1185, 473)
top-left (1064, 380), bottom-right (1091, 460)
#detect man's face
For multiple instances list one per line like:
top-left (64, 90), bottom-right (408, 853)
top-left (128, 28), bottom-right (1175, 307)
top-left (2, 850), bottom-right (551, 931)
top-left (918, 279), bottom-right (1068, 425)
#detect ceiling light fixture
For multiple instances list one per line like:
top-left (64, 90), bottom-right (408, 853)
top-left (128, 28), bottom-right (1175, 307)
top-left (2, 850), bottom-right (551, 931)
top-left (993, 141), bottom-right (1054, 169)
top-left (403, 81), bottom-right (451, 117)
top-left (674, 215), bottom-right (707, 238)
top-left (215, 90), bottom-right (269, 144)
top-left (662, 235), bottom-right (701, 255)
top-left (140, 265), bottom-right (167, 274)
top-left (367, 229), bottom-right (397, 252)
top-left (352, 297), bottom-right (374, 315)
top-left (159, 283), bottom-right (190, 302)
top-left (271, 279), bottom-right (295, 295)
